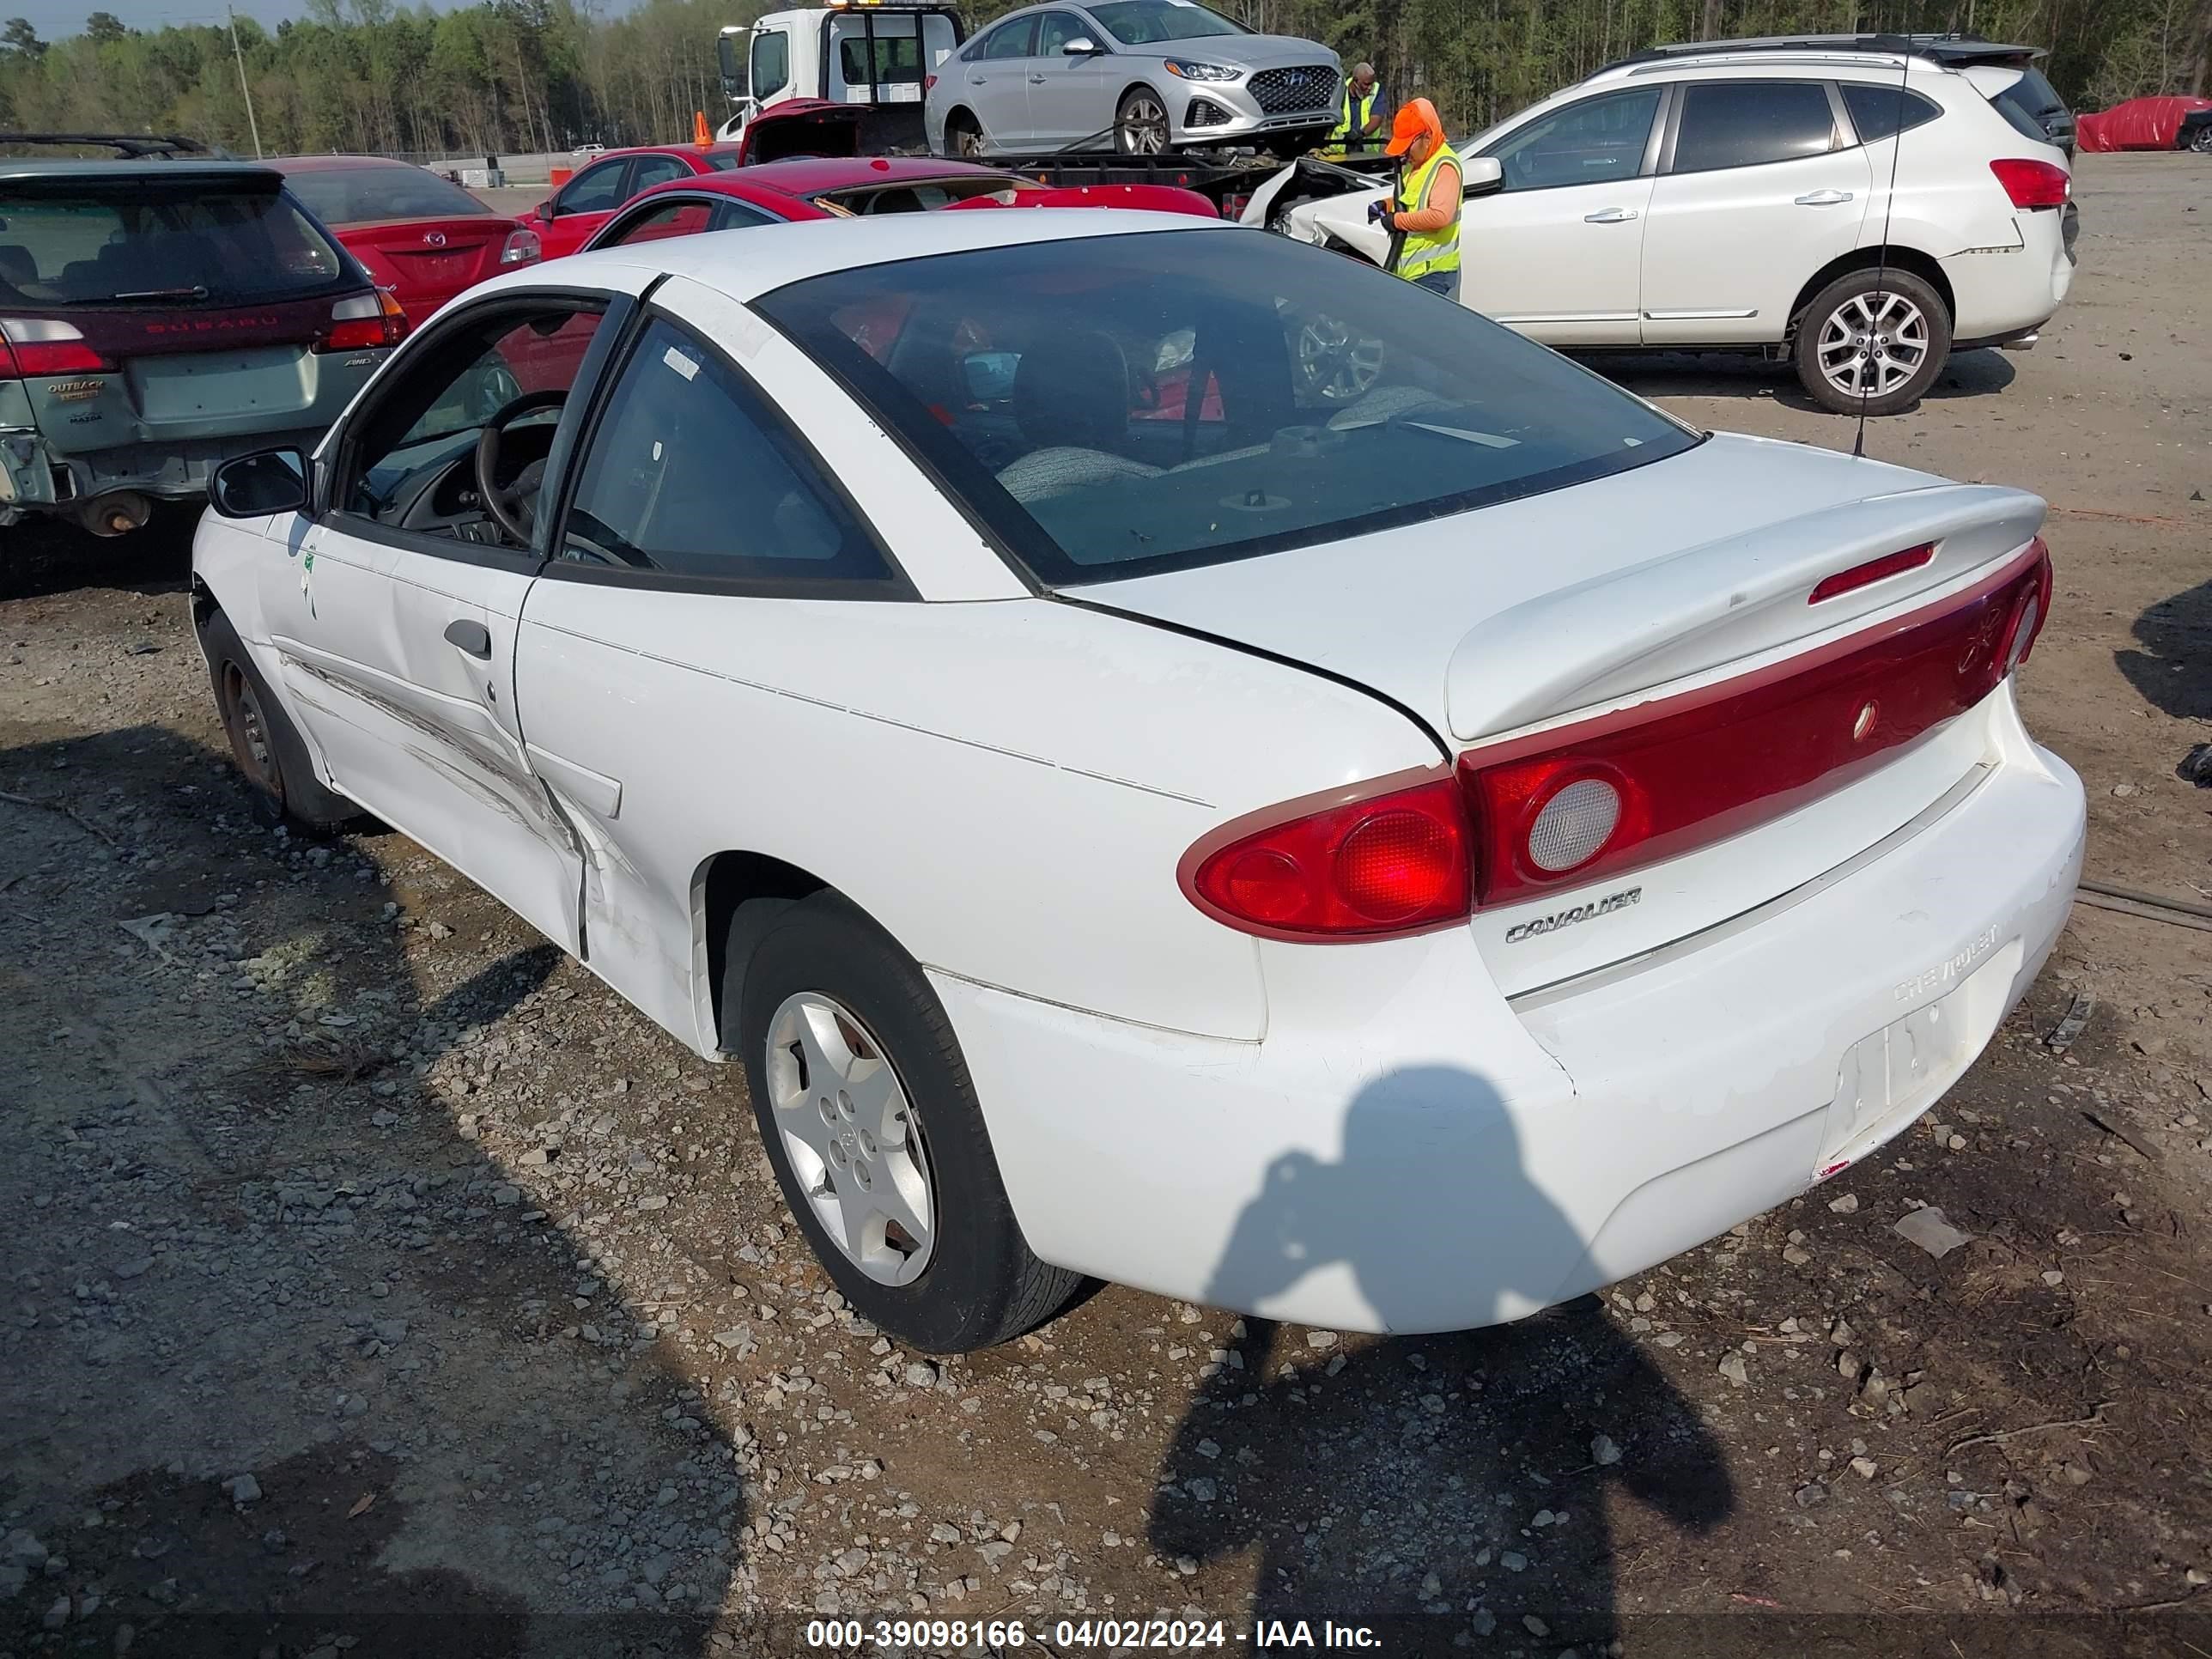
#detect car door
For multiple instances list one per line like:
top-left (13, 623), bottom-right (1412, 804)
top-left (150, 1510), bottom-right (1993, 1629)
top-left (1027, 10), bottom-right (1115, 146)
top-left (960, 15), bottom-right (1041, 149)
top-left (539, 156), bottom-right (636, 258)
top-left (255, 289), bottom-right (634, 954)
top-left (1638, 79), bottom-right (1873, 345)
top-left (516, 282), bottom-right (915, 1038)
top-left (1463, 85), bottom-right (1667, 345)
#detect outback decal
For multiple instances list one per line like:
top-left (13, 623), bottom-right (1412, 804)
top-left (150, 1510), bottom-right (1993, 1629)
top-left (143, 315), bottom-right (282, 336)
top-left (1504, 886), bottom-right (1643, 943)
top-left (1893, 924), bottom-right (2000, 1002)
top-left (46, 379), bottom-right (104, 403)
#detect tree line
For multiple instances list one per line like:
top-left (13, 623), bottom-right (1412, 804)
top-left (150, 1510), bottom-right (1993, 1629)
top-left (0, 0), bottom-right (2205, 161)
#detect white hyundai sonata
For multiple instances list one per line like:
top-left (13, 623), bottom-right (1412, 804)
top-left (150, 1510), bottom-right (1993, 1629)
top-left (191, 210), bottom-right (2084, 1352)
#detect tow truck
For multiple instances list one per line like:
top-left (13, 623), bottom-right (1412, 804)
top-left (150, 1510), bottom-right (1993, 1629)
top-left (714, 0), bottom-right (1392, 216)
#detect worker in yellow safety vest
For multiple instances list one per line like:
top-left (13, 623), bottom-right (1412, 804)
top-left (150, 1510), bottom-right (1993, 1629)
top-left (1328, 63), bottom-right (1385, 146)
top-left (1366, 97), bottom-right (1462, 301)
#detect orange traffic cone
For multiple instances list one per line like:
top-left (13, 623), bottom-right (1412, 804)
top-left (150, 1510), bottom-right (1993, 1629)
top-left (694, 110), bottom-right (712, 147)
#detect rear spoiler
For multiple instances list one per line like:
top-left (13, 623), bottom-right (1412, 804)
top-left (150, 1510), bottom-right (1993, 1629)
top-left (1445, 482), bottom-right (2046, 741)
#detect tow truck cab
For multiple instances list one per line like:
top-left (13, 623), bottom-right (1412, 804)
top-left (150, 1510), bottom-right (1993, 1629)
top-left (718, 2), bottom-right (966, 148)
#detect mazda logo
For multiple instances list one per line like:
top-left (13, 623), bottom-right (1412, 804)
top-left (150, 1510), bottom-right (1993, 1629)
top-left (422, 231), bottom-right (447, 247)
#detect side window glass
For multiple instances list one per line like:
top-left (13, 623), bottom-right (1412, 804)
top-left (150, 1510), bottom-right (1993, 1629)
top-left (1484, 88), bottom-right (1661, 191)
top-left (982, 17), bottom-right (1036, 58)
top-left (629, 155), bottom-right (691, 192)
top-left (751, 30), bottom-right (791, 98)
top-left (1840, 84), bottom-right (1942, 143)
top-left (1671, 82), bottom-right (1838, 173)
top-left (1036, 13), bottom-right (1081, 55)
top-left (343, 307), bottom-right (602, 543)
top-left (609, 200), bottom-right (715, 246)
top-left (560, 161), bottom-right (630, 214)
top-left (711, 202), bottom-right (782, 229)
top-left (562, 318), bottom-right (893, 586)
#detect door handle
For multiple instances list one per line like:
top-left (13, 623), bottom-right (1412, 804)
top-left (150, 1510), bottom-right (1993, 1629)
top-left (443, 618), bottom-right (492, 659)
top-left (1795, 189), bottom-right (1854, 206)
top-left (1583, 207), bottom-right (1638, 223)
top-left (1027, 72), bottom-right (1046, 82)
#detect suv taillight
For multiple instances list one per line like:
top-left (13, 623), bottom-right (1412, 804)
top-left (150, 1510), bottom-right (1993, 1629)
top-left (500, 228), bottom-right (543, 266)
top-left (1990, 157), bottom-right (2069, 209)
top-left (0, 318), bottom-right (112, 377)
top-left (321, 289), bottom-right (409, 352)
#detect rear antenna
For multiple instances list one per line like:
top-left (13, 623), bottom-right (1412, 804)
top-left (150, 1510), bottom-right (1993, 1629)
top-left (1852, 36), bottom-right (1912, 461)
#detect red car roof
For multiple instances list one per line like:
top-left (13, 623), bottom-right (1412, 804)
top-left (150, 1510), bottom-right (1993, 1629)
top-left (269, 155), bottom-right (424, 173)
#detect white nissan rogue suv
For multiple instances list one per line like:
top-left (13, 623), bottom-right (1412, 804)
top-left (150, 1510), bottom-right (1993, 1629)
top-left (1251, 35), bottom-right (2078, 415)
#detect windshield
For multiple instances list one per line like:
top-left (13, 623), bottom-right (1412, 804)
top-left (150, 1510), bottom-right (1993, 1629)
top-left (1087, 0), bottom-right (1247, 45)
top-left (0, 179), bottom-right (349, 307)
top-left (283, 165), bottom-right (494, 227)
top-left (755, 229), bottom-right (1698, 586)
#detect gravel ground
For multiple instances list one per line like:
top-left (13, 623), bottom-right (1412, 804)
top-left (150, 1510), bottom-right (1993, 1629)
top-left (2, 153), bottom-right (2209, 1659)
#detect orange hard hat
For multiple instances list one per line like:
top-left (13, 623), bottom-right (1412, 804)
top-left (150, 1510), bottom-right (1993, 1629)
top-left (1385, 97), bottom-right (1444, 157)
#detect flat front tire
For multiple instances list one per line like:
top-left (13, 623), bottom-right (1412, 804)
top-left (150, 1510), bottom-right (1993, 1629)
top-left (199, 607), bottom-right (355, 829)
top-left (732, 891), bottom-right (1079, 1352)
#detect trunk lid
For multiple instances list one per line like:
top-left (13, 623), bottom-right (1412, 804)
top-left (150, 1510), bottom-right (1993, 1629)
top-left (333, 216), bottom-right (509, 316)
top-left (1086, 434), bottom-right (2048, 992)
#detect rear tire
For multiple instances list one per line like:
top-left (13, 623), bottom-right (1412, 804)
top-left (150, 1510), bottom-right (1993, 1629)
top-left (199, 607), bottom-right (356, 830)
top-left (2191, 124), bottom-right (2212, 155)
top-left (1793, 266), bottom-right (1951, 416)
top-left (731, 891), bottom-right (1079, 1353)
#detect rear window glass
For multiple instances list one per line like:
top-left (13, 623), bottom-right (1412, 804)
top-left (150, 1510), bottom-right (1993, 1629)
top-left (755, 228), bottom-right (1698, 586)
top-left (1991, 68), bottom-right (2069, 143)
top-left (283, 165), bottom-right (492, 227)
top-left (1840, 84), bottom-right (1942, 143)
top-left (0, 179), bottom-right (349, 307)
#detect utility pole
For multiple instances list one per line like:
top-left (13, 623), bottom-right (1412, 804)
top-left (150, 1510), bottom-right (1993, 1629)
top-left (226, 3), bottom-right (264, 160)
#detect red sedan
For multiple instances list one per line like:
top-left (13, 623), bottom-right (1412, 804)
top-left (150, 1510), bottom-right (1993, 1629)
top-left (274, 155), bottom-right (541, 320)
top-left (579, 155), bottom-right (1217, 255)
top-left (518, 143), bottom-right (750, 258)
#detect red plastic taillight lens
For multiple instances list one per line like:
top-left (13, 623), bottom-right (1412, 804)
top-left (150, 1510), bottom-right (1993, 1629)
top-left (1990, 157), bottom-right (2069, 210)
top-left (500, 227), bottom-right (543, 266)
top-left (320, 288), bottom-right (409, 352)
top-left (0, 318), bottom-right (112, 376)
top-left (1182, 773), bottom-right (1472, 939)
top-left (1809, 542), bottom-right (1935, 605)
top-left (925, 72), bottom-right (939, 90)
top-left (1459, 540), bottom-right (2052, 909)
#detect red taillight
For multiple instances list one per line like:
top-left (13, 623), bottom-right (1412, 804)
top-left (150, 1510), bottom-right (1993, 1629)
top-left (1220, 192), bottom-right (1250, 219)
top-left (0, 318), bottom-right (112, 376)
top-left (1990, 157), bottom-right (2069, 210)
top-left (320, 289), bottom-right (409, 352)
top-left (1808, 542), bottom-right (1935, 605)
top-left (499, 227), bottom-right (543, 266)
top-left (1458, 540), bottom-right (2052, 909)
top-left (1182, 773), bottom-right (1471, 939)
top-left (925, 72), bottom-right (938, 90)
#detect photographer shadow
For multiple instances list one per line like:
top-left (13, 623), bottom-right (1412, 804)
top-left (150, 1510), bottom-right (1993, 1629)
top-left (1150, 1066), bottom-right (1732, 1651)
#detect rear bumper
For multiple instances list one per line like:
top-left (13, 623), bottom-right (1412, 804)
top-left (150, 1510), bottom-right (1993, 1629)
top-left (0, 421), bottom-right (342, 524)
top-left (1944, 209), bottom-right (2075, 342)
top-left (937, 687), bottom-right (2083, 1334)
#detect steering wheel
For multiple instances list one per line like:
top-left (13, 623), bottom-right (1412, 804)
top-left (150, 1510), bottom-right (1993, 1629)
top-left (474, 389), bottom-right (567, 545)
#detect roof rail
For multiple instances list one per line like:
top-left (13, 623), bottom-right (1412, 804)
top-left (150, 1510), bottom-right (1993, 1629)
top-left (1593, 33), bottom-right (2044, 77)
top-left (0, 132), bottom-right (220, 159)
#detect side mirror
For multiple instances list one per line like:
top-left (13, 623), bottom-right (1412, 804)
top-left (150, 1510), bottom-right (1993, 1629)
top-left (1060, 36), bottom-right (1101, 54)
top-left (962, 349), bottom-right (1020, 403)
top-left (537, 198), bottom-right (558, 220)
top-left (210, 448), bottom-right (309, 519)
top-left (1462, 155), bottom-right (1504, 198)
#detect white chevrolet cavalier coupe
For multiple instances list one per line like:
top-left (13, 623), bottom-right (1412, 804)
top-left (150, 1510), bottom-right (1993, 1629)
top-left (190, 210), bottom-right (2085, 1352)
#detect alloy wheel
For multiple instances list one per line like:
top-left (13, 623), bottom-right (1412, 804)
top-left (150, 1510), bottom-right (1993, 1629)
top-left (1815, 289), bottom-right (1931, 402)
top-left (765, 991), bottom-right (936, 1285)
top-left (1118, 94), bottom-right (1169, 155)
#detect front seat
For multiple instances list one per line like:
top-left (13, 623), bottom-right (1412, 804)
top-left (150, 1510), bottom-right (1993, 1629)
top-left (997, 329), bottom-right (1162, 504)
